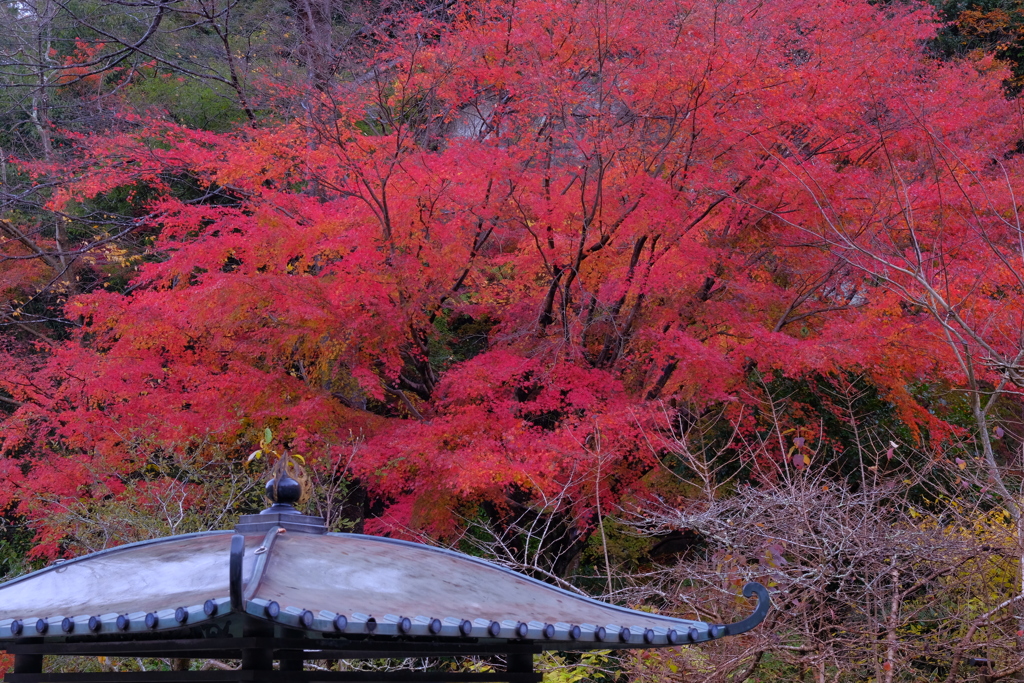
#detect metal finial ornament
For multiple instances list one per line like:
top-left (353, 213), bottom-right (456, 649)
top-left (247, 428), bottom-right (311, 512)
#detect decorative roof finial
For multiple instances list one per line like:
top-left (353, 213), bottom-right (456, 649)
top-left (265, 472), bottom-right (302, 511)
top-left (235, 428), bottom-right (326, 534)
top-left (247, 428), bottom-right (311, 514)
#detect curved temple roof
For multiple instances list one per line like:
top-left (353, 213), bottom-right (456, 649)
top-left (0, 528), bottom-right (767, 652)
top-left (0, 483), bottom-right (768, 662)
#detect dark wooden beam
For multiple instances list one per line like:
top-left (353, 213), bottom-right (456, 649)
top-left (4, 672), bottom-right (543, 683)
top-left (11, 655), bottom-right (42, 675)
top-left (3, 639), bottom-right (542, 659)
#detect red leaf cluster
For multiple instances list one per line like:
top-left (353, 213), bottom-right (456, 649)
top-left (2, 0), bottom-right (1022, 549)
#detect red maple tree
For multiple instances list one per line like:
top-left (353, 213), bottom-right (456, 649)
top-left (1, 0), bottom-right (1021, 554)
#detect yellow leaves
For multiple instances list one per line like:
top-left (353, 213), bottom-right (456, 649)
top-left (787, 444), bottom-right (811, 465)
top-left (539, 651), bottom-right (612, 683)
top-left (100, 241), bottom-right (142, 268)
top-left (785, 429), bottom-right (814, 469)
top-left (454, 659), bottom-right (494, 674)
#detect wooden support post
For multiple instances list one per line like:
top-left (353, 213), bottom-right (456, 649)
top-left (12, 654), bottom-right (42, 674)
top-left (279, 627), bottom-right (305, 672)
top-left (506, 654), bottom-right (533, 675)
top-left (279, 657), bottom-right (304, 672)
top-left (241, 619), bottom-right (274, 680)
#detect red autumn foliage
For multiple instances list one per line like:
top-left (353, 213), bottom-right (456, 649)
top-left (2, 0), bottom-right (1023, 552)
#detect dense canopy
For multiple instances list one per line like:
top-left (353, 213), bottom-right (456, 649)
top-left (3, 0), bottom-right (1024, 678)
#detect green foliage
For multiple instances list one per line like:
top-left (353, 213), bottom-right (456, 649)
top-left (125, 76), bottom-right (249, 132)
top-left (0, 521), bottom-right (35, 579)
top-left (539, 651), bottom-right (616, 683)
top-left (428, 313), bottom-right (494, 373)
top-left (582, 519), bottom-right (652, 578)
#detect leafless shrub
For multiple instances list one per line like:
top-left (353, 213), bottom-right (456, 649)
top-left (619, 406), bottom-right (1024, 682)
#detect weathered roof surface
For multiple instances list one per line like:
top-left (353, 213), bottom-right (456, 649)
top-left (0, 524), bottom-right (768, 649)
top-left (0, 532), bottom-right (239, 634)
